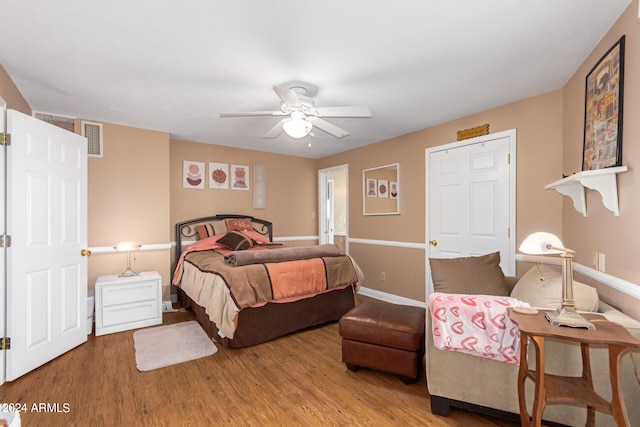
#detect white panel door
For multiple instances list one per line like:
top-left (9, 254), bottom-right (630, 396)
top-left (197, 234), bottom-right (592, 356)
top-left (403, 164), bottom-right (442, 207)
top-left (427, 130), bottom-right (515, 289)
top-left (318, 165), bottom-right (348, 248)
top-left (5, 109), bottom-right (88, 381)
top-left (326, 179), bottom-right (335, 244)
top-left (0, 98), bottom-right (6, 384)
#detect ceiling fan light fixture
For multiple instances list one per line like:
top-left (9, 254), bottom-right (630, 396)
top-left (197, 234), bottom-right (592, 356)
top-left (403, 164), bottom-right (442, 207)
top-left (282, 116), bottom-right (313, 139)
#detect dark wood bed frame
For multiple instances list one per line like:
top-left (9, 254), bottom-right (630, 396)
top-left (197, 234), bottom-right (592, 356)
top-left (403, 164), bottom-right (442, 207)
top-left (174, 214), bottom-right (356, 348)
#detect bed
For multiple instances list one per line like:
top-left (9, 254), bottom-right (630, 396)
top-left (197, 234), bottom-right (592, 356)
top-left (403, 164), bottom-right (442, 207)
top-left (172, 214), bottom-right (363, 348)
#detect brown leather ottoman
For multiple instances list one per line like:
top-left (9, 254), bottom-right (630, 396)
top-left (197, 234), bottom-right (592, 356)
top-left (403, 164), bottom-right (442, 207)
top-left (339, 299), bottom-right (426, 384)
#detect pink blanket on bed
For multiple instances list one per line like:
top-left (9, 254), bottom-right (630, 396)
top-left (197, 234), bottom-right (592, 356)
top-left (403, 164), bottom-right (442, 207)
top-left (428, 292), bottom-right (530, 364)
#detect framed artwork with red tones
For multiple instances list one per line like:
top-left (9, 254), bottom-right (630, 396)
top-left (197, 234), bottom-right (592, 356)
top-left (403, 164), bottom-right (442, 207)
top-left (583, 36), bottom-right (625, 171)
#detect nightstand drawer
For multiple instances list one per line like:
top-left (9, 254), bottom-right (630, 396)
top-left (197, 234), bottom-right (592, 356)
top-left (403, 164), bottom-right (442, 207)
top-left (100, 280), bottom-right (158, 306)
top-left (102, 300), bottom-right (161, 328)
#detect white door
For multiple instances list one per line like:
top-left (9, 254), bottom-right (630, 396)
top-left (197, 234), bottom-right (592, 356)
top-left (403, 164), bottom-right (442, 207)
top-left (4, 109), bottom-right (88, 382)
top-left (0, 98), bottom-right (6, 384)
top-left (426, 129), bottom-right (516, 292)
top-left (318, 164), bottom-right (348, 248)
top-left (326, 179), bottom-right (335, 244)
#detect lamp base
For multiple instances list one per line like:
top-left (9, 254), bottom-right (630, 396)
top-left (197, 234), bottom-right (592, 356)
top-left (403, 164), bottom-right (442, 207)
top-left (118, 269), bottom-right (140, 278)
top-left (545, 307), bottom-right (595, 330)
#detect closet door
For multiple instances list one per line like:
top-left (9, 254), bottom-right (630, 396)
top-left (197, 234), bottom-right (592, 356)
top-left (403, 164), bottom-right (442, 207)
top-left (426, 129), bottom-right (516, 292)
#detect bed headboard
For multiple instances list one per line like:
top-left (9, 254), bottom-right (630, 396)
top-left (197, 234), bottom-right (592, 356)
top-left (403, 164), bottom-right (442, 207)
top-left (175, 214), bottom-right (273, 262)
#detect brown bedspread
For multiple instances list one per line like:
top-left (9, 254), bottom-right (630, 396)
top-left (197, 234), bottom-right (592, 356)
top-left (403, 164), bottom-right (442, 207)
top-left (182, 250), bottom-right (359, 310)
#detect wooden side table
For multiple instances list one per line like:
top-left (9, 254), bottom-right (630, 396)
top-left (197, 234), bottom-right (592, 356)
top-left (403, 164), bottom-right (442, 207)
top-left (508, 309), bottom-right (640, 427)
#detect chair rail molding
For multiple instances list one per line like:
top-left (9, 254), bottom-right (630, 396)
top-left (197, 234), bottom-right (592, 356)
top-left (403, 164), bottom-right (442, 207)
top-left (517, 253), bottom-right (640, 300)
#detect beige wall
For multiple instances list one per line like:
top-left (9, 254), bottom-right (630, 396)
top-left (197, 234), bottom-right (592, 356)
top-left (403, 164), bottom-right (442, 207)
top-left (317, 1), bottom-right (640, 311)
top-left (0, 65), bottom-right (174, 299)
top-left (563, 3), bottom-right (639, 278)
top-left (170, 139), bottom-right (318, 243)
top-left (2, 1), bottom-right (639, 311)
top-left (0, 63), bottom-right (30, 114)
top-left (560, 2), bottom-right (640, 316)
top-left (86, 122), bottom-right (172, 299)
top-left (317, 91), bottom-right (564, 302)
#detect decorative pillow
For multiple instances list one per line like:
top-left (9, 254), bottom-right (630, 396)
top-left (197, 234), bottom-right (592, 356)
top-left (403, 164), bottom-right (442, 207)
top-left (511, 265), bottom-right (599, 312)
top-left (196, 224), bottom-right (216, 240)
top-left (217, 230), bottom-right (255, 251)
top-left (225, 218), bottom-right (254, 232)
top-left (241, 229), bottom-right (271, 244)
top-left (429, 252), bottom-right (509, 296)
top-left (195, 221), bottom-right (227, 239)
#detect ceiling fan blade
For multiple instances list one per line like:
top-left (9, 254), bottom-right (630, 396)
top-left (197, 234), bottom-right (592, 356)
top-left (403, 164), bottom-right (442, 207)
top-left (315, 106), bottom-right (371, 118)
top-left (220, 111), bottom-right (283, 117)
top-left (273, 85), bottom-right (301, 107)
top-left (263, 119), bottom-right (286, 138)
top-left (308, 117), bottom-right (350, 138)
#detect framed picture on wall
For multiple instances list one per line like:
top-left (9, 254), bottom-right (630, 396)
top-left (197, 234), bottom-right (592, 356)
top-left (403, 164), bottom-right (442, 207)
top-left (231, 165), bottom-right (250, 190)
top-left (183, 160), bottom-right (205, 189)
top-left (582, 35), bottom-right (625, 171)
top-left (366, 178), bottom-right (377, 197)
top-left (389, 181), bottom-right (398, 200)
top-left (209, 162), bottom-right (229, 189)
top-left (377, 179), bottom-right (389, 198)
top-left (253, 162), bottom-right (267, 209)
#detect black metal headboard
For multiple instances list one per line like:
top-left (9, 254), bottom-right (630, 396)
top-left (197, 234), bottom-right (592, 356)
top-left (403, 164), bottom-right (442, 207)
top-left (175, 214), bottom-right (273, 264)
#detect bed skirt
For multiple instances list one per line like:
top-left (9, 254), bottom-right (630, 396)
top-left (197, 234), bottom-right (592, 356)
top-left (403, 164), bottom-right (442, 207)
top-left (178, 285), bottom-right (356, 348)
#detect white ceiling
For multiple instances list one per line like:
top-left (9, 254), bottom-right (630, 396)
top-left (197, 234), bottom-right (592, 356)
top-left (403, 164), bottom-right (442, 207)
top-left (0, 0), bottom-right (631, 159)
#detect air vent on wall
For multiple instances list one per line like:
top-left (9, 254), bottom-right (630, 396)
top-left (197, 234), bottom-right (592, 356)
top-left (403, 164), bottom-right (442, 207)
top-left (81, 121), bottom-right (103, 158)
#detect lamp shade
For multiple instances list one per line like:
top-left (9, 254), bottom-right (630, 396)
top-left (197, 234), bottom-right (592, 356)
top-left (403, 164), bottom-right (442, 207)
top-left (518, 232), bottom-right (564, 255)
top-left (282, 114), bottom-right (313, 139)
top-left (115, 241), bottom-right (141, 252)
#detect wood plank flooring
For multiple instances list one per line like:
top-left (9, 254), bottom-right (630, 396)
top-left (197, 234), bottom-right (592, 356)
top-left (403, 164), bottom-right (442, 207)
top-left (1, 309), bottom-right (518, 426)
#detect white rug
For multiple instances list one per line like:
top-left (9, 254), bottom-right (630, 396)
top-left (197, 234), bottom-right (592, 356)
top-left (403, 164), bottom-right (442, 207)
top-left (133, 321), bottom-right (218, 371)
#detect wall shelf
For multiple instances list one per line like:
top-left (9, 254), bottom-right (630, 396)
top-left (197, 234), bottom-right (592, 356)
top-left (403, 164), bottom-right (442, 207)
top-left (545, 166), bottom-right (627, 216)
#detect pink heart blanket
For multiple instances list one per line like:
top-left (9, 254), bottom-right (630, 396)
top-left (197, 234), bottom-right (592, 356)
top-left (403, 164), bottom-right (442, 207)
top-left (428, 292), bottom-right (530, 364)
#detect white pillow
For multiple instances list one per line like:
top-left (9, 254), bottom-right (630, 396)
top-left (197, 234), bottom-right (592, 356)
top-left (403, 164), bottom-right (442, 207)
top-left (511, 265), bottom-right (599, 312)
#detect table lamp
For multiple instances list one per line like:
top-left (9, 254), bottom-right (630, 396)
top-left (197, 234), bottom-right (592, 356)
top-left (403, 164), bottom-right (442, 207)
top-left (114, 241), bottom-right (141, 277)
top-left (519, 232), bottom-right (595, 330)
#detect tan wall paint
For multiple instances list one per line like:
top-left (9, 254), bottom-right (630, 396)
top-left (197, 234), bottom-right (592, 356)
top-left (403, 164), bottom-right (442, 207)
top-left (318, 91), bottom-right (564, 302)
top-left (0, 63), bottom-right (31, 114)
top-left (85, 122), bottom-right (172, 299)
top-left (561, 1), bottom-right (640, 316)
top-left (4, 2), bottom-right (639, 311)
top-left (170, 139), bottom-right (318, 241)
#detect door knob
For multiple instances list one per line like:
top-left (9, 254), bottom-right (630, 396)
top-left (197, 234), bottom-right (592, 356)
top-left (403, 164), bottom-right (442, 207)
top-left (80, 249), bottom-right (92, 257)
top-left (429, 240), bottom-right (438, 246)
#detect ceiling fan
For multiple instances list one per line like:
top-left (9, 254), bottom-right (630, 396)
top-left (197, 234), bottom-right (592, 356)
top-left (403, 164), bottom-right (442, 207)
top-left (220, 81), bottom-right (371, 139)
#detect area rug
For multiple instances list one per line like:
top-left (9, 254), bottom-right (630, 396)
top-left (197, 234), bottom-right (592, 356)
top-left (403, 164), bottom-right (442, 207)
top-left (133, 321), bottom-right (218, 371)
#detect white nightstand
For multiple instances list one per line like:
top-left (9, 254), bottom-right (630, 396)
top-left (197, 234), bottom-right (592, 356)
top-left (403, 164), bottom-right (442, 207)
top-left (94, 271), bottom-right (162, 336)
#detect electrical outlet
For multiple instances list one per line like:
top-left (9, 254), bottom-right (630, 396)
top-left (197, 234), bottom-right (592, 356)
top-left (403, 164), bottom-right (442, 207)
top-left (162, 301), bottom-right (178, 312)
top-left (380, 272), bottom-right (386, 281)
top-left (593, 251), bottom-right (599, 269)
top-left (598, 253), bottom-right (606, 272)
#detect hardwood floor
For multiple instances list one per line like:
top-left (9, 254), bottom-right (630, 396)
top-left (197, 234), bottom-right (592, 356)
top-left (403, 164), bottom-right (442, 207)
top-left (2, 309), bottom-right (518, 426)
